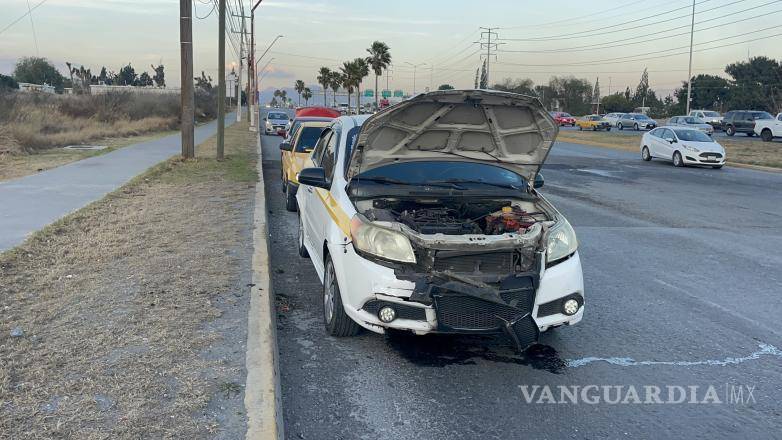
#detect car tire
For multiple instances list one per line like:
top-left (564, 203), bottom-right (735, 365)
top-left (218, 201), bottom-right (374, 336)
top-left (633, 123), bottom-right (639, 131)
top-left (592, 126), bottom-right (597, 131)
top-left (746, 131), bottom-right (754, 137)
top-left (285, 182), bottom-right (297, 212)
top-left (323, 255), bottom-right (361, 337)
top-left (641, 146), bottom-right (652, 161)
top-left (726, 125), bottom-right (735, 136)
top-left (606, 127), bottom-right (611, 132)
top-left (673, 151), bottom-right (684, 167)
top-left (617, 122), bottom-right (623, 130)
top-left (281, 170), bottom-right (287, 193)
top-left (578, 125), bottom-right (583, 131)
top-left (761, 129), bottom-right (773, 142)
top-left (712, 165), bottom-right (724, 169)
top-left (571, 123), bottom-right (576, 127)
top-left (297, 214), bottom-right (309, 258)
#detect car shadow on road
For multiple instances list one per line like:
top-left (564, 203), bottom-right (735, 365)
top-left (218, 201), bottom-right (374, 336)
top-left (383, 330), bottom-right (567, 374)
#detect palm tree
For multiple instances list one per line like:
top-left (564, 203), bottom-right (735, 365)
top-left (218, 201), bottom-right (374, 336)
top-left (340, 61), bottom-right (356, 113)
top-left (329, 72), bottom-right (342, 108)
top-left (317, 67), bottom-right (331, 106)
top-left (302, 87), bottom-right (312, 105)
top-left (353, 58), bottom-right (369, 114)
top-left (294, 79), bottom-right (305, 106)
top-left (366, 41), bottom-right (391, 110)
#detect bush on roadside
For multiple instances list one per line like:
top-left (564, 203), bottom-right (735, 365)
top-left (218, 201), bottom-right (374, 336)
top-left (0, 90), bottom-right (216, 153)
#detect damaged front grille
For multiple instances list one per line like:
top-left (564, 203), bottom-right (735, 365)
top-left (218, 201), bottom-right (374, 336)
top-left (433, 252), bottom-right (513, 273)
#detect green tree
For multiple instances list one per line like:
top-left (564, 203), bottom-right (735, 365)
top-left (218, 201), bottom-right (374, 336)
top-left (366, 41), bottom-right (391, 109)
top-left (352, 58), bottom-right (369, 113)
top-left (724, 56), bottom-right (781, 112)
top-left (0, 74), bottom-right (19, 90)
top-left (493, 77), bottom-right (535, 95)
top-left (138, 72), bottom-right (153, 86)
top-left (599, 93), bottom-right (634, 113)
top-left (438, 84), bottom-right (455, 90)
top-left (340, 61), bottom-right (356, 112)
top-left (479, 60), bottom-right (488, 89)
top-left (195, 71), bottom-right (213, 91)
top-left (294, 79), bottom-right (305, 105)
top-left (673, 74), bottom-right (730, 113)
top-left (13, 57), bottom-right (65, 91)
top-left (317, 66), bottom-right (332, 106)
top-left (117, 63), bottom-right (137, 86)
top-left (150, 64), bottom-right (165, 87)
top-left (302, 87), bottom-right (312, 105)
top-left (547, 76), bottom-right (593, 114)
top-left (329, 71), bottom-right (342, 107)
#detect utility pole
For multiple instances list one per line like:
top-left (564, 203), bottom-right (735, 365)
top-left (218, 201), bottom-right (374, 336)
top-left (686, 0), bottom-right (696, 115)
top-left (249, 1), bottom-right (263, 131)
top-left (477, 27), bottom-right (501, 87)
top-left (404, 62), bottom-right (426, 95)
top-left (179, 0), bottom-right (194, 158)
top-left (217, 0), bottom-right (225, 160)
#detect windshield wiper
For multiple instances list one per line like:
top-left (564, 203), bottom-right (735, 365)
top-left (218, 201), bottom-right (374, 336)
top-left (429, 178), bottom-right (523, 191)
top-left (354, 176), bottom-right (467, 189)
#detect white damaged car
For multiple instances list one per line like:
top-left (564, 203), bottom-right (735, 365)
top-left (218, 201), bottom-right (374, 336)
top-left (295, 89), bottom-right (584, 352)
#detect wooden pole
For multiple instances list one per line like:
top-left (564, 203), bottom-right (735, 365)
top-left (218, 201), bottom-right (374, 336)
top-left (179, 0), bottom-right (194, 158)
top-left (217, 0), bottom-right (226, 160)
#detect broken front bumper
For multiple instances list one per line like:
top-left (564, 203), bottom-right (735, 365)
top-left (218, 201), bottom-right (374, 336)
top-left (332, 243), bottom-right (584, 348)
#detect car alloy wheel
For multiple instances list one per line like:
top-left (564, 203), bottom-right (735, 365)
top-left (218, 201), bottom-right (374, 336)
top-left (673, 151), bottom-right (684, 167)
top-left (726, 126), bottom-right (735, 136)
top-left (578, 125), bottom-right (583, 131)
top-left (324, 262), bottom-right (335, 324)
top-left (761, 129), bottom-right (773, 142)
top-left (634, 123), bottom-right (639, 131)
top-left (642, 146), bottom-right (651, 161)
top-left (618, 122), bottom-right (623, 130)
top-left (323, 256), bottom-right (360, 336)
top-left (297, 214), bottom-right (309, 258)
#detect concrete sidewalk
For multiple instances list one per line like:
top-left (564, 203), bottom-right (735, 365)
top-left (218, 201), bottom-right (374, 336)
top-left (0, 118), bottom-right (234, 251)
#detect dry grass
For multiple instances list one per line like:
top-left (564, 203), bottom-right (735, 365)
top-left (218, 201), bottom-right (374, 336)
top-left (0, 122), bottom-right (257, 439)
top-left (556, 130), bottom-right (782, 169)
top-left (0, 129), bottom-right (177, 182)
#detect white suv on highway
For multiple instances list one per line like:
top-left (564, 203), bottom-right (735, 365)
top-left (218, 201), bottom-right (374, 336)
top-left (295, 90), bottom-right (584, 352)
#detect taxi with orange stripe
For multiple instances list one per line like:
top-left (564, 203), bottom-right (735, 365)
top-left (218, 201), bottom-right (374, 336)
top-left (295, 90), bottom-right (584, 353)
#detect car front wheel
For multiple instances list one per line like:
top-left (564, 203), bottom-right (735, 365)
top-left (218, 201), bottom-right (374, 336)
top-left (618, 122), bottom-right (624, 130)
top-left (761, 129), bottom-right (773, 142)
top-left (633, 123), bottom-right (639, 131)
top-left (726, 126), bottom-right (735, 136)
top-left (323, 255), bottom-right (361, 337)
top-left (297, 214), bottom-right (309, 258)
top-left (285, 183), bottom-right (297, 212)
top-left (642, 146), bottom-right (652, 161)
top-left (673, 151), bottom-right (684, 167)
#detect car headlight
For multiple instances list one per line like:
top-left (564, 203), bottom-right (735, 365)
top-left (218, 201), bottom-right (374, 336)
top-left (546, 218), bottom-right (578, 263)
top-left (682, 144), bottom-right (700, 152)
top-left (350, 216), bottom-right (416, 263)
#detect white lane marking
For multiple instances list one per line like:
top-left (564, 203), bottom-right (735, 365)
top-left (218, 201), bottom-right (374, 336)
top-left (566, 343), bottom-right (782, 368)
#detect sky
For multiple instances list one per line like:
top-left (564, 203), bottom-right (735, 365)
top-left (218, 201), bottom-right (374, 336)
top-left (2, 0), bottom-right (781, 98)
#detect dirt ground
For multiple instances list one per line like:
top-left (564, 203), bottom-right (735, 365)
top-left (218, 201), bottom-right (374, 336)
top-left (557, 130), bottom-right (782, 169)
top-left (0, 122), bottom-right (257, 439)
top-left (0, 129), bottom-right (178, 182)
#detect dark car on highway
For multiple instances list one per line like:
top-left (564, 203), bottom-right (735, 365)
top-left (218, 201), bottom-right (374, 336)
top-left (722, 110), bottom-right (774, 136)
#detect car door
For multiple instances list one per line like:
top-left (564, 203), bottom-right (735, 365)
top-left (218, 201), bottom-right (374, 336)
top-left (659, 128), bottom-right (677, 159)
top-left (738, 112), bottom-right (753, 132)
top-left (308, 129), bottom-right (340, 265)
top-left (299, 129), bottom-right (332, 258)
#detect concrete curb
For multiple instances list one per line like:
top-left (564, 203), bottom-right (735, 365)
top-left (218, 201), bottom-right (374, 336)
top-left (244, 135), bottom-right (284, 439)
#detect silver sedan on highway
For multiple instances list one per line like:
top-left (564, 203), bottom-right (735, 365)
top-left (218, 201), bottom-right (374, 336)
top-left (668, 116), bottom-right (714, 135)
top-left (616, 113), bottom-right (658, 131)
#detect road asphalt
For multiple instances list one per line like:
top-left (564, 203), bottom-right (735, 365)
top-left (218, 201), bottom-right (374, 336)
top-left (259, 108), bottom-right (782, 439)
top-left (0, 118), bottom-right (234, 251)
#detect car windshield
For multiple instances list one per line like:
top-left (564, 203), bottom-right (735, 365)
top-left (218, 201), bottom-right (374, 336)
top-left (588, 116), bottom-right (602, 121)
top-left (295, 126), bottom-right (325, 152)
top-left (702, 111), bottom-right (720, 117)
top-left (354, 161), bottom-right (526, 190)
top-left (751, 112), bottom-right (773, 120)
top-left (268, 112), bottom-right (287, 120)
top-left (673, 129), bottom-right (712, 142)
top-left (635, 114), bottom-right (651, 120)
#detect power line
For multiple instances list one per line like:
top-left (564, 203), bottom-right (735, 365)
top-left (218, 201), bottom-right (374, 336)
top-left (498, 1), bottom-right (782, 54)
top-left (498, 0), bottom-right (685, 30)
top-left (0, 0), bottom-right (48, 35)
top-left (25, 0), bottom-right (39, 56)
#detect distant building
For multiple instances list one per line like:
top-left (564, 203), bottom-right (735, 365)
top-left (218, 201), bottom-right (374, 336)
top-left (90, 84), bottom-right (179, 95)
top-left (18, 82), bottom-right (56, 94)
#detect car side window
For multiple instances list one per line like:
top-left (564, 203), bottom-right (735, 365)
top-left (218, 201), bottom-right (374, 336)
top-left (320, 131), bottom-right (339, 181)
top-left (311, 130), bottom-right (332, 166)
top-left (778, 114), bottom-right (782, 121)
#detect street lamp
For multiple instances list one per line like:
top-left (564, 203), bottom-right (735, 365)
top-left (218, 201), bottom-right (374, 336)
top-left (250, 34), bottom-right (283, 128)
top-left (404, 62), bottom-right (427, 96)
top-left (255, 58), bottom-right (274, 107)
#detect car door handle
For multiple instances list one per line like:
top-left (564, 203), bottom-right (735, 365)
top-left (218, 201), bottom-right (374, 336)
top-left (305, 186), bottom-right (313, 193)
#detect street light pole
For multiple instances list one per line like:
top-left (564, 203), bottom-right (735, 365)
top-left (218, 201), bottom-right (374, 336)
top-left (686, 0), bottom-right (696, 115)
top-left (404, 62), bottom-right (427, 96)
top-left (249, 0), bottom-right (263, 130)
top-left (179, 0), bottom-right (194, 159)
top-left (217, 0), bottom-right (225, 160)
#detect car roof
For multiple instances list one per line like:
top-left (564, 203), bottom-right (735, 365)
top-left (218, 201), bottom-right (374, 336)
top-left (293, 116), bottom-right (333, 123)
top-left (295, 120), bottom-right (331, 128)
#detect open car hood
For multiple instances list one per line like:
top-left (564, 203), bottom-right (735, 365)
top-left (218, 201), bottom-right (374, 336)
top-left (346, 89), bottom-right (559, 185)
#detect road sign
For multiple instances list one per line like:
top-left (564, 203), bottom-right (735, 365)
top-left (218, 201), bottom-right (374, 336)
top-left (393, 89), bottom-right (404, 97)
top-left (364, 89), bottom-right (374, 97)
top-left (381, 89), bottom-right (391, 98)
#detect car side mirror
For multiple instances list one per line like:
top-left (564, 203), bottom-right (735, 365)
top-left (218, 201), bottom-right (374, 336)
top-left (279, 141), bottom-right (292, 151)
top-left (533, 174), bottom-right (544, 189)
top-left (665, 137), bottom-right (676, 144)
top-left (298, 167), bottom-right (329, 189)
